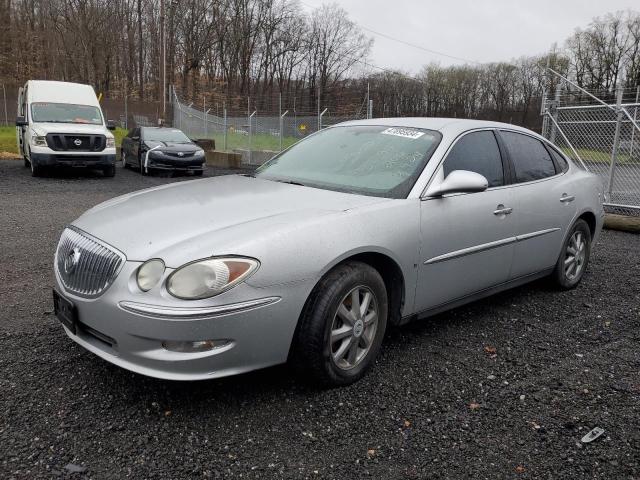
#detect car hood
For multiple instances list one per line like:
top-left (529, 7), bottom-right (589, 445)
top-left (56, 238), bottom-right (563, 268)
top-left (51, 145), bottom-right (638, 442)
top-left (31, 122), bottom-right (112, 137)
top-left (144, 140), bottom-right (199, 152)
top-left (73, 175), bottom-right (388, 266)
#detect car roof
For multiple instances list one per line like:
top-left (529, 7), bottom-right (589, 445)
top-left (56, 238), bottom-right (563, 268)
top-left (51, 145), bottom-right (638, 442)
top-left (338, 117), bottom-right (538, 138)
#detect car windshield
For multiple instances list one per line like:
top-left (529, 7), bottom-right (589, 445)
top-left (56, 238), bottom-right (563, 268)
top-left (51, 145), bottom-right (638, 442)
top-left (30, 102), bottom-right (103, 125)
top-left (144, 129), bottom-right (191, 143)
top-left (256, 125), bottom-right (442, 198)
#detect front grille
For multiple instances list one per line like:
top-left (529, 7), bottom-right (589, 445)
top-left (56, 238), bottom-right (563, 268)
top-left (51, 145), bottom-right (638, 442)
top-left (46, 134), bottom-right (106, 152)
top-left (55, 227), bottom-right (125, 298)
top-left (164, 151), bottom-right (195, 158)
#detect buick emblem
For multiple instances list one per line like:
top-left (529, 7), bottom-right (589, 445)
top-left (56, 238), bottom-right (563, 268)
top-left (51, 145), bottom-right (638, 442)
top-left (74, 138), bottom-right (82, 146)
top-left (177, 151), bottom-right (184, 157)
top-left (64, 248), bottom-right (81, 274)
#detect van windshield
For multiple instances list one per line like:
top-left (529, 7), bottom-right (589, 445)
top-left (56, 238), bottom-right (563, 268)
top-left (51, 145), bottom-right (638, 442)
top-left (30, 103), bottom-right (103, 125)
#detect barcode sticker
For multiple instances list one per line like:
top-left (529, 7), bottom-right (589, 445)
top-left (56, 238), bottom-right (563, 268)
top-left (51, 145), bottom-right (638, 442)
top-left (381, 127), bottom-right (425, 140)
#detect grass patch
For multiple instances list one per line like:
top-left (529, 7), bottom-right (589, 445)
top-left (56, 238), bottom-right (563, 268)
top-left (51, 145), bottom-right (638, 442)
top-left (205, 131), bottom-right (299, 152)
top-left (560, 146), bottom-right (639, 164)
top-left (0, 126), bottom-right (128, 156)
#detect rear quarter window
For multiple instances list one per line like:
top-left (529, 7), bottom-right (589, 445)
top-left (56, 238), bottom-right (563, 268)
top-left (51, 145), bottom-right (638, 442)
top-left (500, 131), bottom-right (556, 183)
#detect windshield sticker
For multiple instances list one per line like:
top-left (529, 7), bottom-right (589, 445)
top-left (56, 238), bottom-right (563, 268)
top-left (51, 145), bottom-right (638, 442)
top-left (381, 127), bottom-right (425, 140)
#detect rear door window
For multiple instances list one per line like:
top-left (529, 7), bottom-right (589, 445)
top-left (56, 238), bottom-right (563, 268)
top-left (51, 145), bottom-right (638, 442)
top-left (501, 131), bottom-right (556, 182)
top-left (443, 130), bottom-right (504, 187)
top-left (547, 146), bottom-right (569, 173)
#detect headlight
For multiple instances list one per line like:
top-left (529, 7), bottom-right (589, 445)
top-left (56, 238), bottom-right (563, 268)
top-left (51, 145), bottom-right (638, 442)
top-left (106, 137), bottom-right (115, 148)
top-left (194, 150), bottom-right (205, 157)
top-left (166, 257), bottom-right (259, 299)
top-left (137, 259), bottom-right (165, 291)
top-left (31, 135), bottom-right (47, 147)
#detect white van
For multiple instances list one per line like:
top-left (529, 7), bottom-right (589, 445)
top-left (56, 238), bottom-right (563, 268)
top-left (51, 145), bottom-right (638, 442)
top-left (16, 80), bottom-right (117, 177)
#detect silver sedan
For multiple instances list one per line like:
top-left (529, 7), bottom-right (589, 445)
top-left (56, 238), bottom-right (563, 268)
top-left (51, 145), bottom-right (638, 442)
top-left (52, 118), bottom-right (604, 386)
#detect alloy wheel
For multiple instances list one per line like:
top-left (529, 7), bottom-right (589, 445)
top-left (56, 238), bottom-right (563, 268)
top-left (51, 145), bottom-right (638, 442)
top-left (564, 231), bottom-right (586, 281)
top-left (330, 286), bottom-right (379, 370)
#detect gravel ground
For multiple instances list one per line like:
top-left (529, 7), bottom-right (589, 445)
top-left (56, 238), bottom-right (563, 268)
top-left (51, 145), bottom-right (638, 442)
top-left (1, 159), bottom-right (639, 479)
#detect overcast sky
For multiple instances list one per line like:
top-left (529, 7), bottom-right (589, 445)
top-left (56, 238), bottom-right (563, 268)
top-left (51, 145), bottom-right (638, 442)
top-left (300, 0), bottom-right (640, 73)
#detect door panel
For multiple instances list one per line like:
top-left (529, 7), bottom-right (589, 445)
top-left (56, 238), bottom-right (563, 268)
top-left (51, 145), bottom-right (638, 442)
top-left (416, 188), bottom-right (516, 313)
top-left (509, 175), bottom-right (577, 278)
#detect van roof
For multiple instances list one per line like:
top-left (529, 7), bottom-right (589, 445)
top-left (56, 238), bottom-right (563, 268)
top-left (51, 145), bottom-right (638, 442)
top-left (26, 80), bottom-right (100, 107)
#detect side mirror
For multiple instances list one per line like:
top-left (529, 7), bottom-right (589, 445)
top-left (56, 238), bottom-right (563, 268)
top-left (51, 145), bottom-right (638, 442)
top-left (426, 170), bottom-right (488, 197)
top-left (16, 116), bottom-right (28, 127)
top-left (131, 136), bottom-right (140, 141)
top-left (106, 120), bottom-right (117, 131)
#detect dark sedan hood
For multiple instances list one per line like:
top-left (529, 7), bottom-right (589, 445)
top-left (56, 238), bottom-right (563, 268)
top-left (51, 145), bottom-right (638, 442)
top-left (144, 140), bottom-right (200, 152)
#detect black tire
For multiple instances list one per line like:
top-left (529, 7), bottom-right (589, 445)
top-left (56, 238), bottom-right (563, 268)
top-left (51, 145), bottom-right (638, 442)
top-left (291, 261), bottom-right (388, 386)
top-left (121, 149), bottom-right (127, 168)
top-left (139, 154), bottom-right (147, 175)
top-left (103, 165), bottom-right (116, 177)
top-left (23, 156), bottom-right (29, 168)
top-left (29, 152), bottom-right (43, 177)
top-left (551, 219), bottom-right (591, 289)
top-left (194, 169), bottom-right (204, 176)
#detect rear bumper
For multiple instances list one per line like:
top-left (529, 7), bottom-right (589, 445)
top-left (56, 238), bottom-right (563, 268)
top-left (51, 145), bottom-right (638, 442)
top-left (31, 152), bottom-right (116, 168)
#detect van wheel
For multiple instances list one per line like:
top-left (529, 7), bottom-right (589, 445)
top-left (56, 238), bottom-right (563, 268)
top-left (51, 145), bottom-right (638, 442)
top-left (24, 156), bottom-right (29, 168)
top-left (29, 154), bottom-right (43, 177)
top-left (291, 261), bottom-right (388, 386)
top-left (103, 165), bottom-right (116, 177)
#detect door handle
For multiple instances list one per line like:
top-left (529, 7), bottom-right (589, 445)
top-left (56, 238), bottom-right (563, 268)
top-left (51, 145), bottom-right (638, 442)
top-left (493, 205), bottom-right (513, 215)
top-left (560, 194), bottom-right (575, 203)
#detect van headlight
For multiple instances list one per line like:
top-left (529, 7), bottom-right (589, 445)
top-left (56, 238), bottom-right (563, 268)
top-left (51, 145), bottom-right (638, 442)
top-left (194, 150), bottom-right (205, 157)
top-left (166, 257), bottom-right (259, 299)
top-left (106, 137), bottom-right (115, 148)
top-left (31, 135), bottom-right (47, 147)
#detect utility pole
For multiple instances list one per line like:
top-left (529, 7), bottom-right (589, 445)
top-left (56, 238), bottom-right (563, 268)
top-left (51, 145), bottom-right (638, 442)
top-left (160, 0), bottom-right (166, 119)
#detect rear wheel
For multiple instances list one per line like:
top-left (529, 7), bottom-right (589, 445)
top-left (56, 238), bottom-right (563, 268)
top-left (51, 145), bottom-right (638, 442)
top-left (551, 219), bottom-right (591, 289)
top-left (291, 261), bottom-right (388, 386)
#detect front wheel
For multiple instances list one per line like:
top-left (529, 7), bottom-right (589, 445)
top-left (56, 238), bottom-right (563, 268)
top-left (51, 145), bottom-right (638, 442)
top-left (103, 165), bottom-right (116, 177)
top-left (29, 152), bottom-right (43, 177)
top-left (121, 149), bottom-right (127, 168)
top-left (551, 219), bottom-right (591, 289)
top-left (291, 261), bottom-right (388, 386)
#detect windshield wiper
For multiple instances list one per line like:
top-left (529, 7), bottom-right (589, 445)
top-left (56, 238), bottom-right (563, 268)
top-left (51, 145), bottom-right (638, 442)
top-left (273, 179), bottom-right (306, 187)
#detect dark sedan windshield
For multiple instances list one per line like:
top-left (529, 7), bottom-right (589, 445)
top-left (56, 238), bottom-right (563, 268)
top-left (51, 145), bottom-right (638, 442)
top-left (256, 125), bottom-right (441, 198)
top-left (144, 128), bottom-right (191, 143)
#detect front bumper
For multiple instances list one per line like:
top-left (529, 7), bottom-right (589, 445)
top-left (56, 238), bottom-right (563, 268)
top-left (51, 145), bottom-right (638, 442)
top-left (32, 152), bottom-right (116, 168)
top-left (54, 261), bottom-right (312, 380)
top-left (147, 152), bottom-right (205, 171)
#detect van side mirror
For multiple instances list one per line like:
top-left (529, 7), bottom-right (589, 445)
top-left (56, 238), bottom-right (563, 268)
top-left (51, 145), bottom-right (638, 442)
top-left (16, 116), bottom-right (28, 127)
top-left (425, 170), bottom-right (489, 197)
top-left (106, 120), bottom-right (117, 131)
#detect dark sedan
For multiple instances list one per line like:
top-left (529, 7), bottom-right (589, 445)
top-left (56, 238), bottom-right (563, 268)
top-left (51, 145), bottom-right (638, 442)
top-left (120, 127), bottom-right (205, 175)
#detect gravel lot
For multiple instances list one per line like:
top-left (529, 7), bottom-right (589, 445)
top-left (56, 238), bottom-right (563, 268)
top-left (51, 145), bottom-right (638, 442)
top-left (1, 159), bottom-right (639, 479)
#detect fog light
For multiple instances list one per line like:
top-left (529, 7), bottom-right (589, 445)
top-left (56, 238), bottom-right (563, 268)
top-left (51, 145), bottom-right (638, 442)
top-left (162, 339), bottom-right (231, 353)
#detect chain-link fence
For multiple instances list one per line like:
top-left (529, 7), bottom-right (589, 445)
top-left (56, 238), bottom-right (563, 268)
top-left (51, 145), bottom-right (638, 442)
top-left (172, 88), bottom-right (369, 165)
top-left (542, 83), bottom-right (640, 217)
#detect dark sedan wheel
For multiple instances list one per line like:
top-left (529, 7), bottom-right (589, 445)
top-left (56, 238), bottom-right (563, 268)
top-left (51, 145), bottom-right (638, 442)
top-left (121, 149), bottom-right (127, 168)
top-left (292, 261), bottom-right (388, 386)
top-left (551, 219), bottom-right (591, 289)
top-left (139, 154), bottom-right (147, 175)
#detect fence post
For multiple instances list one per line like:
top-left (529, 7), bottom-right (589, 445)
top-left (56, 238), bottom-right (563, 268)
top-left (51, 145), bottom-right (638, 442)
top-left (279, 109), bottom-right (288, 151)
top-left (223, 104), bottom-right (227, 151)
top-left (319, 108), bottom-right (327, 130)
top-left (630, 85), bottom-right (639, 159)
top-left (549, 85), bottom-right (561, 144)
top-left (607, 86), bottom-right (624, 200)
top-left (248, 110), bottom-right (256, 164)
top-left (3, 83), bottom-right (9, 126)
top-left (368, 99), bottom-right (373, 119)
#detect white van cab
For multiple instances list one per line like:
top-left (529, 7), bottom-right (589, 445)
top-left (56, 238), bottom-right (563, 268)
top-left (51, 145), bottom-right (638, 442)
top-left (16, 80), bottom-right (117, 177)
